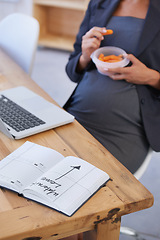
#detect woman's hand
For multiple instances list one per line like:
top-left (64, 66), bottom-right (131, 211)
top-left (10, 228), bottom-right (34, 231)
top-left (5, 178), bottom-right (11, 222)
top-left (106, 54), bottom-right (160, 89)
top-left (77, 27), bottom-right (107, 71)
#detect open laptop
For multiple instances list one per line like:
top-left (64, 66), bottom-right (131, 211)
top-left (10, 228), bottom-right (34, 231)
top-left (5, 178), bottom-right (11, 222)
top-left (0, 86), bottom-right (74, 139)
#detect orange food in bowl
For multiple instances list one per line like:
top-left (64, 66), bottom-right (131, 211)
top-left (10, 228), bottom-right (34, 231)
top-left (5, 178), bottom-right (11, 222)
top-left (98, 53), bottom-right (123, 63)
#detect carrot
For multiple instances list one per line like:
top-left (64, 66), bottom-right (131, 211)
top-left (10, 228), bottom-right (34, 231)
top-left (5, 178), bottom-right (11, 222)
top-left (102, 29), bottom-right (113, 35)
top-left (98, 54), bottom-right (123, 62)
top-left (103, 55), bottom-right (120, 61)
top-left (98, 54), bottom-right (104, 61)
top-left (107, 59), bottom-right (121, 63)
top-left (98, 53), bottom-right (104, 59)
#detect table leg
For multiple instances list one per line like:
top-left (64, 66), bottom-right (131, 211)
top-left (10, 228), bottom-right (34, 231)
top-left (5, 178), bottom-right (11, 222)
top-left (83, 217), bottom-right (121, 240)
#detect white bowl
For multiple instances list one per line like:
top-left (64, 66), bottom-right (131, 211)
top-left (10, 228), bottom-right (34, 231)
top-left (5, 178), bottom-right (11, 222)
top-left (91, 46), bottom-right (130, 76)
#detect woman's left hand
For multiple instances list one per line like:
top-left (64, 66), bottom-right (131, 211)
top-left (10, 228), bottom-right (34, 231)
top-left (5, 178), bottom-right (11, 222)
top-left (106, 54), bottom-right (160, 89)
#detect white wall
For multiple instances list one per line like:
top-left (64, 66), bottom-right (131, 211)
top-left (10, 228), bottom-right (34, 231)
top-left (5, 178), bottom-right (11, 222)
top-left (0, 0), bottom-right (32, 20)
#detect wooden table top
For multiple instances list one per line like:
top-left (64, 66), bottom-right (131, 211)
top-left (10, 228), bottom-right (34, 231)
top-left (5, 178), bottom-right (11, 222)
top-left (0, 48), bottom-right (154, 240)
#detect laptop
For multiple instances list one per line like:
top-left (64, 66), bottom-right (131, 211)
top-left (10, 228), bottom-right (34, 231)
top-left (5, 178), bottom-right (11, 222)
top-left (0, 86), bottom-right (74, 139)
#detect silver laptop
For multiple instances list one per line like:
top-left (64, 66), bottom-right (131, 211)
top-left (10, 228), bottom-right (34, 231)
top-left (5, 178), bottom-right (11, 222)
top-left (0, 86), bottom-right (74, 139)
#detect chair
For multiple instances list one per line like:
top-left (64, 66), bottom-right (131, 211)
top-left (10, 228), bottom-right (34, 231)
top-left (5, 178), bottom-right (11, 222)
top-left (120, 147), bottom-right (153, 239)
top-left (0, 13), bottom-right (39, 76)
top-left (133, 147), bottom-right (153, 180)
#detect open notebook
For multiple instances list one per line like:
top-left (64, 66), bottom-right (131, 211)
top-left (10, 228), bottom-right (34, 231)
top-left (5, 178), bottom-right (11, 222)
top-left (0, 86), bottom-right (74, 139)
top-left (0, 141), bottom-right (110, 216)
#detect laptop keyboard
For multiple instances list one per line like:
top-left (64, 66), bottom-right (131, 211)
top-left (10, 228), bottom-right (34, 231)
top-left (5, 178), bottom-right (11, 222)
top-left (0, 95), bottom-right (46, 132)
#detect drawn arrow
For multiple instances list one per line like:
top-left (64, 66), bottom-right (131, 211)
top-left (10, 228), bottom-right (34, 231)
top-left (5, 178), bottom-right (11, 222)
top-left (55, 166), bottom-right (81, 180)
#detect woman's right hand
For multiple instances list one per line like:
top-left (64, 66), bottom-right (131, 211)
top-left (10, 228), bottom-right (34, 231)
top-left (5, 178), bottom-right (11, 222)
top-left (77, 27), bottom-right (107, 72)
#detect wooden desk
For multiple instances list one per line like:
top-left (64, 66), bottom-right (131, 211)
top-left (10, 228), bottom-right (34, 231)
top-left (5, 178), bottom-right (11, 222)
top-left (0, 48), bottom-right (154, 240)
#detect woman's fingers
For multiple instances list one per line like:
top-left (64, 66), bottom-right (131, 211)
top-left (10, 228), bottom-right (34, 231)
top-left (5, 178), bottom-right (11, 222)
top-left (125, 53), bottom-right (140, 64)
top-left (106, 66), bottom-right (128, 79)
top-left (85, 26), bottom-right (107, 40)
top-left (81, 27), bottom-right (108, 62)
